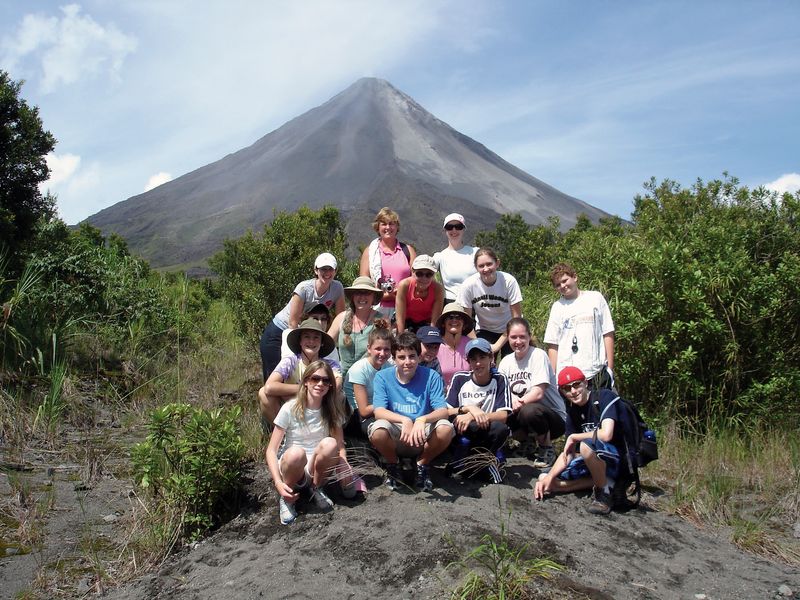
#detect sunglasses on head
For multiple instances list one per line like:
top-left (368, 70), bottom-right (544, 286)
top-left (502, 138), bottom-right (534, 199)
top-left (559, 380), bottom-right (584, 392)
top-left (444, 223), bottom-right (465, 231)
top-left (309, 375), bottom-right (332, 385)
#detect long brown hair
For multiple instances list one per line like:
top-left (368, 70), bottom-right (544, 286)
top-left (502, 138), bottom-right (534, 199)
top-left (292, 360), bottom-right (345, 431)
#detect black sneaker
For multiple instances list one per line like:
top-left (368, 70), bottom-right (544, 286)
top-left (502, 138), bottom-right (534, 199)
top-left (586, 487), bottom-right (613, 515)
top-left (415, 464), bottom-right (433, 492)
top-left (385, 463), bottom-right (401, 491)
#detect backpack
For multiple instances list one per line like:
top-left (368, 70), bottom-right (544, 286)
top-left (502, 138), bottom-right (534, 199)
top-left (593, 393), bottom-right (658, 509)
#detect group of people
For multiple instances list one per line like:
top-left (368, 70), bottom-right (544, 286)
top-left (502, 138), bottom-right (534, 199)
top-left (259, 208), bottom-right (621, 525)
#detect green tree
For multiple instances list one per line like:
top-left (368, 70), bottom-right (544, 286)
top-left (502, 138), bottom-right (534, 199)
top-left (0, 71), bottom-right (57, 274)
top-left (208, 205), bottom-right (350, 338)
top-left (474, 213), bottom-right (562, 286)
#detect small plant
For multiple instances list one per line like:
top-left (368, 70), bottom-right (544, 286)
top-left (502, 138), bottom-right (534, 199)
top-left (33, 359), bottom-right (68, 439)
top-left (447, 517), bottom-right (562, 600)
top-left (131, 402), bottom-right (245, 542)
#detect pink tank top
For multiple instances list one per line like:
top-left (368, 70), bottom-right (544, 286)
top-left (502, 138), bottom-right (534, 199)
top-left (405, 278), bottom-right (436, 323)
top-left (380, 242), bottom-right (411, 308)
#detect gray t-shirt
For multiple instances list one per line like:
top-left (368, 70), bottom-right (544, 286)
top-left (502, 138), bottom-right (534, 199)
top-left (272, 278), bottom-right (344, 329)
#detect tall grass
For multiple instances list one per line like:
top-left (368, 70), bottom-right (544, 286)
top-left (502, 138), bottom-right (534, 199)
top-left (647, 421), bottom-right (800, 564)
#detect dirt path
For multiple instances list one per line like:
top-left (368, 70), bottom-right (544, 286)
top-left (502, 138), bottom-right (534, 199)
top-left (104, 459), bottom-right (799, 600)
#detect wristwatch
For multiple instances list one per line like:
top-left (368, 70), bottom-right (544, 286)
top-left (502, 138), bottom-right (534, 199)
top-left (458, 406), bottom-right (466, 415)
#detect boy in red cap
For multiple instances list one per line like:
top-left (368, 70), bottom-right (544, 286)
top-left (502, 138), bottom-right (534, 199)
top-left (533, 366), bottom-right (624, 515)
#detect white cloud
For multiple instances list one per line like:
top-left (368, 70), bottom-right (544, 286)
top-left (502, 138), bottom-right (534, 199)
top-left (144, 172), bottom-right (172, 192)
top-left (765, 173), bottom-right (800, 195)
top-left (1, 4), bottom-right (137, 93)
top-left (41, 152), bottom-right (81, 188)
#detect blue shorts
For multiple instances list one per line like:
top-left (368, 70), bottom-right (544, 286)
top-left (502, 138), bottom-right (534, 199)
top-left (558, 439), bottom-right (620, 481)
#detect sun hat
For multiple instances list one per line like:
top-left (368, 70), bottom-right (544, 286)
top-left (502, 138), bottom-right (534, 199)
top-left (442, 213), bottom-right (465, 228)
top-left (287, 318), bottom-right (336, 357)
top-left (557, 366), bottom-right (586, 387)
top-left (412, 254), bottom-right (438, 272)
top-left (344, 276), bottom-right (383, 304)
top-left (416, 326), bottom-right (445, 345)
top-left (436, 302), bottom-right (474, 335)
top-left (465, 337), bottom-right (492, 357)
top-left (314, 252), bottom-right (338, 269)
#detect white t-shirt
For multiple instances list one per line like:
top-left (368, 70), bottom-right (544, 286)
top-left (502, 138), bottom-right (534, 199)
top-left (457, 271), bottom-right (523, 334)
top-left (543, 290), bottom-right (614, 379)
top-left (273, 399), bottom-right (328, 460)
top-left (433, 246), bottom-right (477, 300)
top-left (498, 347), bottom-right (566, 421)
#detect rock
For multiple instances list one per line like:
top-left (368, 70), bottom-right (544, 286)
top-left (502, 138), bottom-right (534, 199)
top-left (102, 514), bottom-right (119, 523)
top-left (694, 595), bottom-right (707, 599)
top-left (5, 547), bottom-right (19, 556)
top-left (76, 577), bottom-right (92, 594)
top-left (793, 522), bottom-right (800, 539)
top-left (73, 482), bottom-right (90, 491)
top-left (777, 584), bottom-right (793, 597)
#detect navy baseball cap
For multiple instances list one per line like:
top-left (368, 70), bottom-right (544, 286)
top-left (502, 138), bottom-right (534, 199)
top-left (416, 326), bottom-right (444, 345)
top-left (465, 337), bottom-right (492, 356)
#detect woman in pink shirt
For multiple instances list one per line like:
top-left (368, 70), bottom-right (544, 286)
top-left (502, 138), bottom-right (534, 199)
top-left (436, 302), bottom-right (474, 391)
top-left (359, 207), bottom-right (417, 316)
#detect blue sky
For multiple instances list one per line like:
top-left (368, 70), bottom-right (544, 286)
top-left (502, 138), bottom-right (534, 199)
top-left (2, 1), bottom-right (798, 225)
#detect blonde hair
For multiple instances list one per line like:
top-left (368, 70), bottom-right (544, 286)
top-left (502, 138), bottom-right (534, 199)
top-left (292, 360), bottom-right (345, 431)
top-left (372, 207), bottom-right (400, 233)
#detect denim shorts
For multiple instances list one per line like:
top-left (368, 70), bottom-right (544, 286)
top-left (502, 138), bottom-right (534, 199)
top-left (558, 438), bottom-right (620, 481)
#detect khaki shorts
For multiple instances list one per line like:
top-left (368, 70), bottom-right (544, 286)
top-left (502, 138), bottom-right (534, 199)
top-left (368, 418), bottom-right (454, 451)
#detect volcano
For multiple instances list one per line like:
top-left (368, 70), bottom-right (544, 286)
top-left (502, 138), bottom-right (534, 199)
top-left (87, 77), bottom-right (609, 271)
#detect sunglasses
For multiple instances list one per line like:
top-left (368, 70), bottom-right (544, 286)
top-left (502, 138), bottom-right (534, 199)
top-left (444, 223), bottom-right (465, 231)
top-left (308, 375), bottom-right (332, 385)
top-left (559, 380), bottom-right (584, 393)
top-left (415, 270), bottom-right (434, 278)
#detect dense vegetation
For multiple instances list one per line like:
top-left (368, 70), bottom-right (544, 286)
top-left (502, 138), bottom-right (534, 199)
top-left (475, 177), bottom-right (800, 429)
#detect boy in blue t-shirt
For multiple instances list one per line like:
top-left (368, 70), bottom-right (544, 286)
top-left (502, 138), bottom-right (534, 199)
top-left (533, 366), bottom-right (624, 515)
top-left (369, 332), bottom-right (455, 491)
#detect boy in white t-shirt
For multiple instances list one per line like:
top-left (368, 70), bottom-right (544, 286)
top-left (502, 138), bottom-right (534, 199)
top-left (544, 262), bottom-right (615, 391)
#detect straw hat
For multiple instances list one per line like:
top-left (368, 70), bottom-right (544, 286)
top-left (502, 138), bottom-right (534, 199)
top-left (436, 302), bottom-right (474, 335)
top-left (344, 276), bottom-right (383, 305)
top-left (287, 318), bottom-right (336, 356)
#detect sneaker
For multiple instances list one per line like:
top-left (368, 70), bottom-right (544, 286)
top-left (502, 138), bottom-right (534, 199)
top-left (532, 446), bottom-right (556, 469)
top-left (310, 485), bottom-right (334, 511)
top-left (278, 498), bottom-right (297, 525)
top-left (484, 463), bottom-right (503, 484)
top-left (415, 464), bottom-right (433, 492)
top-left (521, 439), bottom-right (538, 460)
top-left (385, 463), bottom-right (401, 491)
top-left (586, 487), bottom-right (613, 515)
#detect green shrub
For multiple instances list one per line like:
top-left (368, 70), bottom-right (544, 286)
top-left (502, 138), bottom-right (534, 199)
top-left (208, 205), bottom-right (350, 338)
top-left (131, 402), bottom-right (245, 540)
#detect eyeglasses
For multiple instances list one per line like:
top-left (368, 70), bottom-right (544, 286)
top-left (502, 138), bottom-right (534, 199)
top-left (444, 223), bottom-right (465, 231)
top-left (309, 375), bottom-right (332, 386)
top-left (559, 380), bottom-right (584, 393)
top-left (414, 271), bottom-right (434, 278)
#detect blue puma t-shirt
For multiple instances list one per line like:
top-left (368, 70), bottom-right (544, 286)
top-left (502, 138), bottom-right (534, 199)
top-left (372, 365), bottom-right (447, 421)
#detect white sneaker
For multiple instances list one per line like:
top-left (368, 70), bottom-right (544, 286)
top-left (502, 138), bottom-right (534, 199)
top-left (278, 498), bottom-right (297, 525)
top-left (310, 485), bottom-right (334, 510)
top-left (532, 446), bottom-right (556, 469)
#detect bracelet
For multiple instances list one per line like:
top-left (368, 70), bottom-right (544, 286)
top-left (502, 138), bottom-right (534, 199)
top-left (415, 416), bottom-right (426, 423)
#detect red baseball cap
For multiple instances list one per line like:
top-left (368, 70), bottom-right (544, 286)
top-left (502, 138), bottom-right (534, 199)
top-left (557, 366), bottom-right (586, 387)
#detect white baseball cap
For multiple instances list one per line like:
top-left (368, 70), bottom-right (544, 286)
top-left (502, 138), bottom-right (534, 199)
top-left (314, 252), bottom-right (338, 269)
top-left (443, 213), bottom-right (465, 227)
